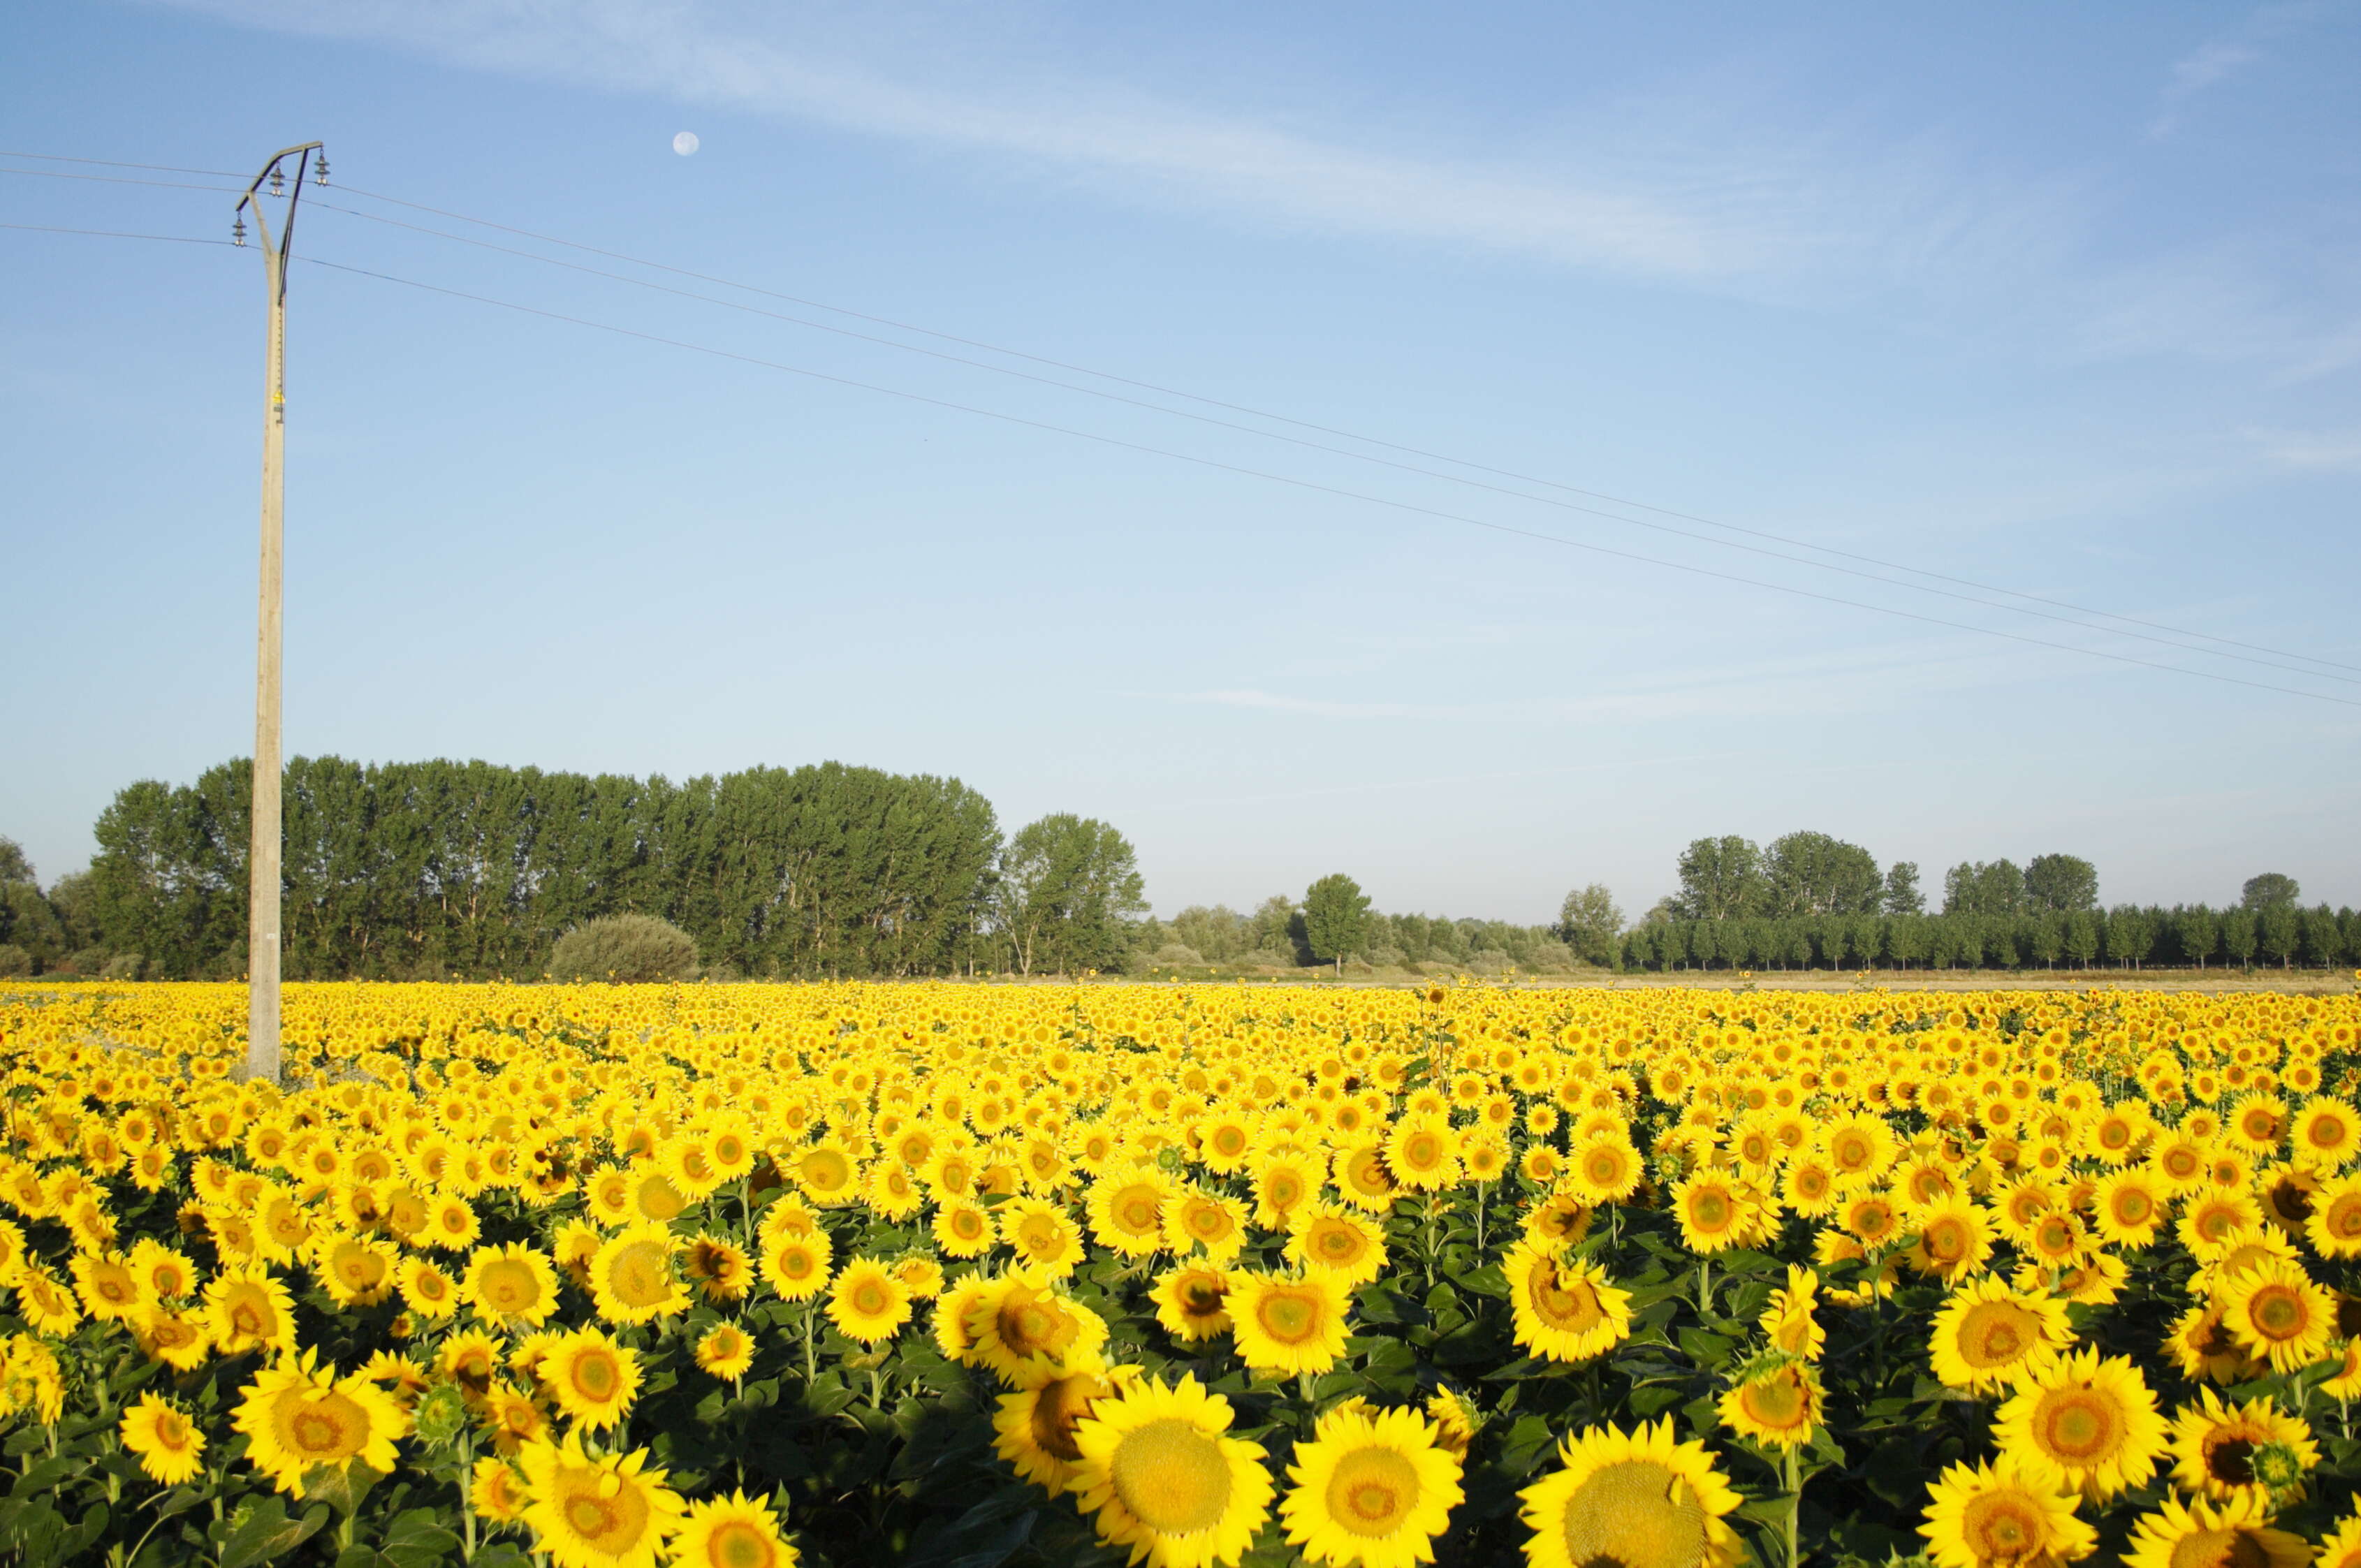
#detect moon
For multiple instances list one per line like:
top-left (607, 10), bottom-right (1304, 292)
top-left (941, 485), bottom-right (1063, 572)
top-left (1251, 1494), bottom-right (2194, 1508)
top-left (672, 131), bottom-right (700, 156)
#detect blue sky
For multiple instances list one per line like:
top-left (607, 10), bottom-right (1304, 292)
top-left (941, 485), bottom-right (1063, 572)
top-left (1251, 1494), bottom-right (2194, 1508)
top-left (4, 1), bottom-right (2358, 923)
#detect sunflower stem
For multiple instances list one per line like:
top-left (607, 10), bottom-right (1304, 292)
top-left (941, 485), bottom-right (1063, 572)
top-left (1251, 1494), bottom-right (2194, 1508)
top-left (1783, 1444), bottom-right (1801, 1568)
top-left (1696, 1258), bottom-right (1713, 1317)
top-left (458, 1426), bottom-right (477, 1560)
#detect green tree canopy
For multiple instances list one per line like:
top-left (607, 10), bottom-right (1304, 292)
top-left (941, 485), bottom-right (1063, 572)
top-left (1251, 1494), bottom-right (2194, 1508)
top-left (1555, 884), bottom-right (1624, 968)
top-left (2024, 853), bottom-right (2099, 912)
top-left (2242, 873), bottom-right (2301, 910)
top-left (1881, 861), bottom-right (1924, 916)
top-left (1674, 836), bottom-right (1763, 921)
top-left (1761, 830), bottom-right (1883, 916)
top-left (995, 814), bottom-right (1148, 976)
top-left (1301, 873), bottom-right (1373, 975)
top-left (0, 837), bottom-right (32, 885)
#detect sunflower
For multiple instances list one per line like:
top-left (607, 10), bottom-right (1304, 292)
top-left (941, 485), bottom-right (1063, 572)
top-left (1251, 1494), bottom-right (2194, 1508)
top-left (673, 1490), bottom-right (798, 1568)
top-left (2291, 1098), bottom-right (2360, 1171)
top-left (2218, 1257), bottom-right (2334, 1372)
top-left (588, 1224), bottom-right (688, 1326)
top-left (695, 1322), bottom-right (756, 1382)
top-left (1089, 1168), bottom-right (1174, 1258)
top-left (133, 1305), bottom-right (212, 1371)
top-left (465, 1243), bottom-right (560, 1329)
top-left (478, 1382), bottom-right (549, 1456)
top-left (1285, 1201), bottom-right (1387, 1287)
top-left (119, 1393), bottom-right (205, 1485)
top-left (472, 1456), bottom-right (530, 1524)
top-left (992, 1349), bottom-right (1131, 1496)
top-left (2306, 1174), bottom-right (2361, 1259)
top-left (1568, 1136), bottom-right (1643, 1205)
top-left (232, 1349), bottom-right (408, 1495)
top-left (967, 1268), bottom-right (1111, 1382)
top-left (760, 1230), bottom-right (833, 1301)
top-left (1503, 1241), bottom-right (1632, 1364)
top-left (1384, 1116), bottom-right (1461, 1193)
top-left (1332, 1142), bottom-right (1400, 1213)
top-left (540, 1326), bottom-right (643, 1431)
top-left (1910, 1197), bottom-right (1996, 1284)
top-left (316, 1235), bottom-right (397, 1309)
top-left (516, 1432), bottom-right (687, 1568)
top-left (1928, 1277), bottom-right (2074, 1395)
top-left (441, 1328), bottom-right (503, 1398)
top-left (1672, 1174), bottom-right (1754, 1254)
top-left (931, 1197), bottom-right (997, 1259)
top-left (2166, 1303), bottom-right (2267, 1386)
top-left (70, 1251), bottom-right (147, 1321)
top-left (399, 1256), bottom-right (460, 1320)
top-left (1164, 1187), bottom-right (1250, 1263)
top-left (15, 1268), bottom-right (83, 1337)
top-left (1917, 1458), bottom-right (2095, 1568)
top-left (2089, 1168), bottom-right (2169, 1248)
top-left (663, 1235), bottom-right (745, 1305)
top-left (2166, 1388), bottom-right (2320, 1504)
top-left (1718, 1358), bottom-right (1821, 1451)
top-left (203, 1266), bottom-right (296, 1356)
top-left (1280, 1403), bottom-right (1463, 1568)
top-left (1518, 1419), bottom-right (1743, 1568)
top-left (1002, 1198), bottom-right (1087, 1275)
top-left (1229, 1268), bottom-right (1352, 1379)
top-left (826, 1257), bottom-right (912, 1346)
top-left (2317, 1510), bottom-right (2361, 1568)
top-left (1153, 1265), bottom-right (1235, 1343)
top-left (1425, 1387), bottom-right (1477, 1458)
top-left (1993, 1350), bottom-right (2166, 1502)
top-left (1067, 1375), bottom-right (1273, 1568)
top-left (933, 1273), bottom-right (998, 1363)
top-left (2121, 1493), bottom-right (2311, 1568)
top-left (1761, 1265), bottom-right (1823, 1360)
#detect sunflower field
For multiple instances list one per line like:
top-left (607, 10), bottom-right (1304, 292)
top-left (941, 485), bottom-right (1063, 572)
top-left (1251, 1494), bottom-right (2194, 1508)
top-left (1, 979), bottom-right (2358, 1568)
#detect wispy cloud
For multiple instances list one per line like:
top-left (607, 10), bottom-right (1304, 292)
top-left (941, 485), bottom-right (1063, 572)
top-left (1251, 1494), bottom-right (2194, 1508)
top-left (2149, 2), bottom-right (2327, 136)
top-left (169, 1), bottom-right (2359, 376)
top-left (2246, 425), bottom-right (2361, 470)
top-left (171, 0), bottom-right (2079, 298)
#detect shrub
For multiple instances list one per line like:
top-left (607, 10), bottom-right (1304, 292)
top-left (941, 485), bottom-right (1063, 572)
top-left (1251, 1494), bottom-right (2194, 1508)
top-left (1150, 942), bottom-right (1204, 967)
top-left (546, 914), bottom-right (698, 983)
top-left (0, 945), bottom-right (29, 979)
top-left (66, 946), bottom-right (110, 976)
top-left (101, 953), bottom-right (144, 981)
top-left (1465, 948), bottom-right (1514, 976)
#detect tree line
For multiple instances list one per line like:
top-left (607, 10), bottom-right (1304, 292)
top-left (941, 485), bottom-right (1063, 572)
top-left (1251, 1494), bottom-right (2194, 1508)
top-left (1616, 830), bottom-right (2352, 973)
top-left (0, 758), bottom-right (1145, 981)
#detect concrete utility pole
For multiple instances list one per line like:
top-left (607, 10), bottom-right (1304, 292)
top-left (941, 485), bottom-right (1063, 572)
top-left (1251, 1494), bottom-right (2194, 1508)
top-left (233, 142), bottom-right (323, 1084)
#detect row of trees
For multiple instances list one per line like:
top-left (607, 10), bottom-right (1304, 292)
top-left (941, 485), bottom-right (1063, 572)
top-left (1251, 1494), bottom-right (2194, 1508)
top-left (1661, 831), bottom-right (2117, 923)
top-left (1133, 874), bottom-right (1625, 977)
top-left (0, 759), bottom-right (1146, 981)
top-left (1622, 901), bottom-right (2360, 973)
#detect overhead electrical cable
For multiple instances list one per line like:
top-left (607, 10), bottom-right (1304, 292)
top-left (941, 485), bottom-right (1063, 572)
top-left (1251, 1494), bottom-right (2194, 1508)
top-left (0, 221), bottom-right (236, 247)
top-left (10, 147), bottom-right (2355, 691)
top-left (291, 250), bottom-right (2361, 712)
top-left (315, 174), bottom-right (2361, 680)
top-left (303, 194), bottom-right (2361, 690)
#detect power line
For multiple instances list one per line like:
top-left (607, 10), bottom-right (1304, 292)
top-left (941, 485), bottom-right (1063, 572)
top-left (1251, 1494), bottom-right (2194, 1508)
top-left (293, 251), bottom-right (2361, 712)
top-left (0, 164), bottom-right (244, 196)
top-left (10, 147), bottom-right (2351, 677)
top-left (304, 193), bottom-right (2361, 691)
top-left (0, 221), bottom-right (236, 247)
top-left (0, 149), bottom-right (246, 178)
top-left (314, 175), bottom-right (2361, 680)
